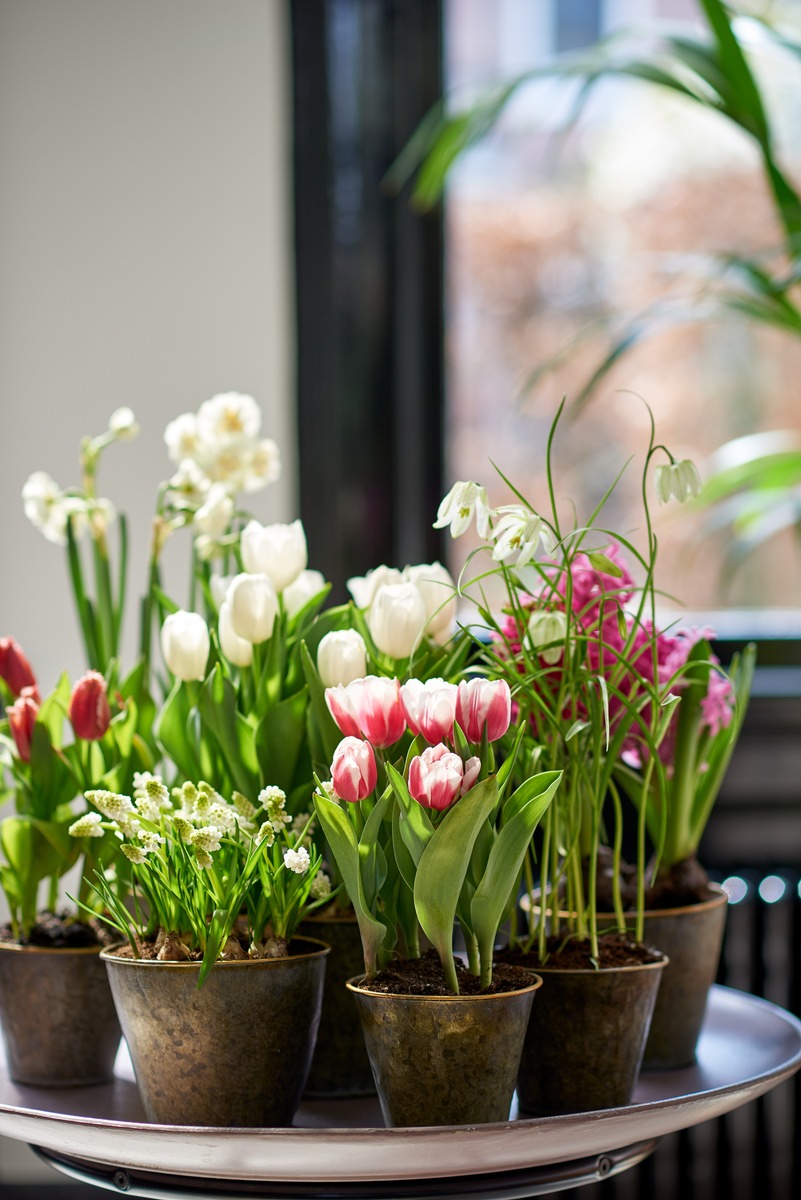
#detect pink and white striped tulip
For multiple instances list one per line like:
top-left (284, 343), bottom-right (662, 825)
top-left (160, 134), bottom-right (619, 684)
top-left (400, 678), bottom-right (457, 744)
top-left (325, 675), bottom-right (406, 748)
top-left (456, 678), bottom-right (512, 743)
top-left (331, 737), bottom-right (378, 803)
top-left (408, 745), bottom-right (481, 811)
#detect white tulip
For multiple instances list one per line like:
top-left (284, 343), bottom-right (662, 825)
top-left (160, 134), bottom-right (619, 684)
top-left (194, 483), bottom-right (234, 538)
top-left (346, 565), bottom-right (404, 610)
top-left (108, 407), bottom-right (139, 440)
top-left (240, 519), bottom-right (308, 592)
top-left (228, 573), bottom-right (279, 644)
top-left (210, 574), bottom-right (234, 610)
top-left (403, 562), bottom-right (457, 645)
top-left (367, 583), bottom-right (428, 659)
top-left (283, 569), bottom-right (327, 619)
top-left (317, 630), bottom-right (368, 688)
top-left (196, 392), bottom-right (261, 447)
top-left (161, 611), bottom-right (210, 682)
top-left (219, 600), bottom-right (253, 668)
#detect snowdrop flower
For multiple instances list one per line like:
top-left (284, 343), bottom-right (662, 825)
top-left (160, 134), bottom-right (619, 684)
top-left (347, 565), bottom-right (404, 610)
top-left (194, 483), bottom-right (233, 538)
top-left (283, 846), bottom-right (311, 874)
top-left (228, 573), bottom-right (279, 644)
top-left (403, 562), bottom-right (457, 645)
top-left (491, 506), bottom-right (552, 567)
top-left (161, 610), bottom-right (210, 681)
top-left (526, 610), bottom-right (569, 665)
top-left (434, 481), bottom-right (493, 539)
top-left (317, 629), bottom-right (368, 687)
top-left (240, 519), bottom-right (308, 592)
top-left (655, 458), bottom-right (702, 504)
top-left (68, 812), bottom-right (105, 838)
top-left (283, 569), bottom-right (327, 619)
top-left (219, 599), bottom-right (253, 667)
top-left (196, 392), bottom-right (261, 448)
top-left (164, 413), bottom-right (202, 466)
top-left (368, 582), bottom-right (428, 659)
top-left (108, 407), bottom-right (139, 440)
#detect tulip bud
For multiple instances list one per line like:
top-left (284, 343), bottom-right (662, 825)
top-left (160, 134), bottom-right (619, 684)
top-left (331, 736), bottom-right (377, 802)
top-left (194, 483), bottom-right (234, 538)
top-left (283, 569), bottom-right (327, 619)
top-left (160, 611), bottom-right (210, 682)
top-left (9, 688), bottom-right (39, 762)
top-left (228, 573), bottom-right (279, 644)
top-left (400, 678), bottom-right (457, 744)
top-left (367, 583), bottom-right (427, 659)
top-left (70, 671), bottom-right (111, 741)
top-left (317, 630), bottom-right (368, 688)
top-left (408, 744), bottom-right (477, 811)
top-left (219, 600), bottom-right (253, 668)
top-left (456, 678), bottom-right (512, 743)
top-left (0, 637), bottom-right (39, 699)
top-left (325, 675), bottom-right (405, 748)
top-left (403, 563), bottom-right (457, 645)
top-left (240, 519), bottom-right (308, 592)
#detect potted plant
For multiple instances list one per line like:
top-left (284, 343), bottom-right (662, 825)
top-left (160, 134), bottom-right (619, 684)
top-left (77, 774), bottom-right (331, 1127)
top-left (314, 673), bottom-right (561, 1127)
top-left (0, 659), bottom-right (148, 1086)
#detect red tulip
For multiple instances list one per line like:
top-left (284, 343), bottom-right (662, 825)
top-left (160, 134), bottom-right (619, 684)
top-left (331, 737), bottom-right (378, 803)
top-left (8, 688), bottom-right (39, 762)
top-left (325, 676), bottom-right (405, 748)
top-left (455, 679), bottom-right (512, 744)
top-left (70, 671), bottom-right (111, 741)
top-left (0, 637), bottom-right (39, 700)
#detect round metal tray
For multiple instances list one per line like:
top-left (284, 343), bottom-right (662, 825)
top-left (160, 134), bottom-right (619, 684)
top-left (0, 986), bottom-right (798, 1193)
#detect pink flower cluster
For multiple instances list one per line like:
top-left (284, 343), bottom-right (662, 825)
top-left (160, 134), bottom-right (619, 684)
top-left (325, 675), bottom-right (511, 812)
top-left (500, 543), bottom-right (735, 764)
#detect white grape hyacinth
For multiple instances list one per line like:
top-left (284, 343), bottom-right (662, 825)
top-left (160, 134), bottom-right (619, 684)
top-left (283, 846), bottom-right (311, 875)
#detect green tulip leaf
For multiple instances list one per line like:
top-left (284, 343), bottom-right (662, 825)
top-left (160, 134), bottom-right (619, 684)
top-left (255, 686), bottom-right (309, 794)
top-left (198, 666), bottom-right (260, 797)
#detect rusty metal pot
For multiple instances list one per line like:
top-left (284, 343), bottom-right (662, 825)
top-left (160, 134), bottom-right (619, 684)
top-left (347, 971), bottom-right (542, 1127)
top-left (299, 913), bottom-right (374, 1097)
top-left (102, 936), bottom-right (329, 1127)
top-left (0, 942), bottom-right (121, 1087)
top-left (517, 955), bottom-right (667, 1116)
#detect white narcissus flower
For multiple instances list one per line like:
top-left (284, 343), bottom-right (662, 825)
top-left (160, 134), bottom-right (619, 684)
top-left (317, 629), bottom-right (368, 688)
top-left (283, 846), bottom-right (310, 875)
top-left (196, 392), bottom-right (261, 448)
top-left (194, 482), bottom-right (234, 538)
top-left (283, 569), bottom-right (327, 618)
top-left (403, 562), bottom-right (457, 645)
top-left (240, 519), bottom-right (308, 592)
top-left (655, 458), bottom-right (702, 505)
top-left (347, 565), bottom-right (403, 610)
top-left (367, 582), bottom-right (428, 659)
top-left (164, 413), bottom-right (202, 466)
top-left (491, 505), bottom-right (552, 567)
top-left (160, 610), bottom-right (210, 681)
top-left (22, 473), bottom-right (88, 545)
top-left (168, 458), bottom-right (211, 504)
top-left (433, 481), bottom-right (493, 539)
top-left (242, 438), bottom-right (281, 492)
top-left (219, 599), bottom-right (253, 667)
top-left (228, 573), bottom-right (279, 644)
top-left (108, 407), bottom-right (139, 440)
top-left (88, 497), bottom-right (117, 539)
top-left (526, 610), bottom-right (568, 665)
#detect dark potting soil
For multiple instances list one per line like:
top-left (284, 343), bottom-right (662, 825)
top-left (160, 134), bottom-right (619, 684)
top-left (500, 933), bottom-right (664, 971)
top-left (581, 847), bottom-right (716, 912)
top-left (364, 948), bottom-right (537, 996)
top-left (0, 911), bottom-right (115, 949)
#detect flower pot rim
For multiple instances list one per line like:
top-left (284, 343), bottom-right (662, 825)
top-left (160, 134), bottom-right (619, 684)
top-left (100, 934), bottom-right (331, 969)
top-left (346, 971), bottom-right (543, 1001)
top-left (0, 940), bottom-right (105, 957)
top-left (525, 881), bottom-right (729, 922)
top-left (301, 909), bottom-right (358, 926)
top-left (523, 953), bottom-right (668, 977)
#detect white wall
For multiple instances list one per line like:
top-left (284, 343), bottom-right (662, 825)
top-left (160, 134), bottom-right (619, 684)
top-left (0, 0), bottom-right (293, 1181)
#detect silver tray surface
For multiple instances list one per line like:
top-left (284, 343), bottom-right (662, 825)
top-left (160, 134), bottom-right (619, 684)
top-left (0, 986), bottom-right (799, 1185)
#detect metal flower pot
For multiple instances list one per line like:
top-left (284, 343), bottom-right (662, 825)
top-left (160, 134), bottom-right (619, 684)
top-left (614, 887), bottom-right (728, 1069)
top-left (347, 971), bottom-right (542, 1127)
top-left (299, 913), bottom-right (375, 1097)
top-left (102, 936), bottom-right (329, 1126)
top-left (0, 943), bottom-right (121, 1087)
top-left (517, 955), bottom-right (667, 1116)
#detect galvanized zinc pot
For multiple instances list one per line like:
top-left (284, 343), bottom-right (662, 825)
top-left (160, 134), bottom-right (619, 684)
top-left (299, 913), bottom-right (374, 1097)
top-left (601, 886), bottom-right (728, 1070)
top-left (102, 936), bottom-right (329, 1126)
top-left (0, 943), bottom-right (121, 1087)
top-left (347, 971), bottom-right (542, 1127)
top-left (516, 955), bottom-right (667, 1116)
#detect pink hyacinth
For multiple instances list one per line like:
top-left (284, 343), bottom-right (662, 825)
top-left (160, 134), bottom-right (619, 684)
top-left (700, 666), bottom-right (735, 736)
top-left (331, 737), bottom-right (378, 803)
top-left (408, 744), bottom-right (481, 811)
top-left (325, 675), bottom-right (406, 748)
top-left (400, 678), bottom-right (458, 744)
top-left (455, 678), bottom-right (512, 744)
